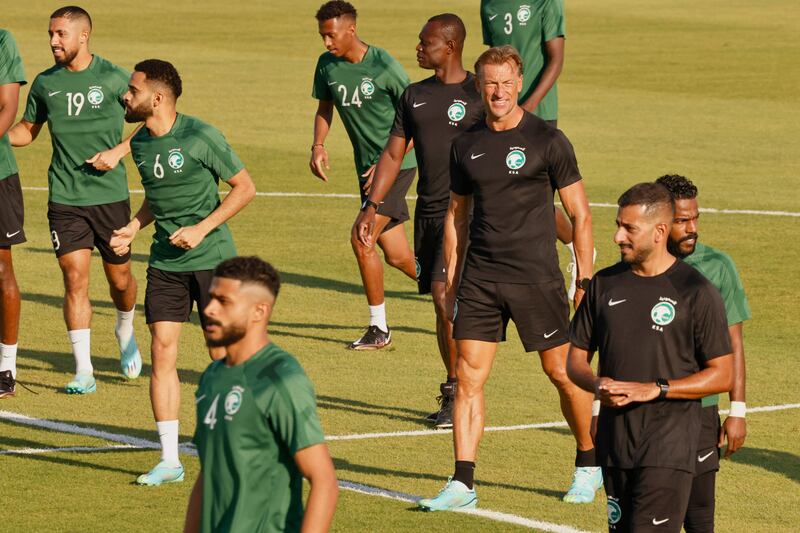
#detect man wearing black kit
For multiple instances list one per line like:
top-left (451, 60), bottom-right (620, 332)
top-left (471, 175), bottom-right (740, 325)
top-left (567, 183), bottom-right (733, 532)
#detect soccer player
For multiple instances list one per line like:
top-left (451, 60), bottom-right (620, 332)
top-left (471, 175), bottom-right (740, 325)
top-left (185, 257), bottom-right (338, 533)
top-left (480, 0), bottom-right (587, 298)
top-left (657, 174), bottom-right (750, 533)
top-left (311, 1), bottom-right (418, 349)
top-left (8, 6), bottom-right (142, 393)
top-left (0, 29), bottom-right (26, 398)
top-left (418, 46), bottom-right (598, 511)
top-left (353, 14), bottom-right (484, 428)
top-left (109, 59), bottom-right (256, 485)
top-left (567, 183), bottom-right (734, 533)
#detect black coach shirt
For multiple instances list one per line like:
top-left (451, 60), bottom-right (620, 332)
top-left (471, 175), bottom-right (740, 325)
top-left (390, 73), bottom-right (484, 218)
top-left (570, 260), bottom-right (732, 473)
top-left (450, 111), bottom-right (581, 283)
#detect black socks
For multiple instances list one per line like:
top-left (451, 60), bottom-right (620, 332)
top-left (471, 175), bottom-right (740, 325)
top-left (453, 460), bottom-right (475, 489)
top-left (575, 448), bottom-right (597, 468)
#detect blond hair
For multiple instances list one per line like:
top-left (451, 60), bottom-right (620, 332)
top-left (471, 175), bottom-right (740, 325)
top-left (474, 45), bottom-right (523, 78)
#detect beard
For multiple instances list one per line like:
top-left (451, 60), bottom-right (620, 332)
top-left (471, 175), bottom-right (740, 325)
top-left (204, 320), bottom-right (248, 348)
top-left (54, 46), bottom-right (79, 66)
top-left (667, 233), bottom-right (698, 259)
top-left (124, 101), bottom-right (152, 123)
top-left (619, 245), bottom-right (650, 266)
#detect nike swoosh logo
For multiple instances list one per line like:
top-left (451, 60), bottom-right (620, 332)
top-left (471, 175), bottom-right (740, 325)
top-left (136, 160), bottom-right (146, 167)
top-left (489, 14), bottom-right (498, 20)
top-left (652, 518), bottom-right (670, 526)
top-left (470, 153), bottom-right (485, 160)
top-left (5, 231), bottom-right (21, 238)
top-left (48, 90), bottom-right (62, 97)
top-left (698, 451), bottom-right (714, 462)
top-left (544, 329), bottom-right (558, 339)
top-left (195, 394), bottom-right (206, 404)
top-left (328, 81), bottom-right (338, 86)
top-left (608, 298), bottom-right (627, 306)
top-left (413, 102), bottom-right (426, 108)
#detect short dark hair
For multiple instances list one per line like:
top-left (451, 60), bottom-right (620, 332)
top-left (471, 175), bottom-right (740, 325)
top-left (134, 59), bottom-right (182, 99)
top-left (618, 182), bottom-right (675, 218)
top-left (50, 5), bottom-right (92, 29)
top-left (214, 256), bottom-right (281, 299)
top-left (656, 174), bottom-right (698, 200)
top-left (316, 1), bottom-right (357, 22)
top-left (427, 13), bottom-right (466, 47)
top-left (475, 45), bottom-right (523, 79)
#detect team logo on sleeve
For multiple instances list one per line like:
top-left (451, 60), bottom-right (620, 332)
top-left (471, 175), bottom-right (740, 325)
top-left (360, 78), bottom-right (375, 97)
top-left (224, 385), bottom-right (244, 419)
top-left (87, 86), bottom-right (104, 107)
top-left (506, 148), bottom-right (526, 173)
top-left (607, 497), bottom-right (622, 525)
top-left (447, 101), bottom-right (466, 124)
top-left (168, 148), bottom-right (185, 170)
top-left (651, 298), bottom-right (677, 331)
top-left (517, 5), bottom-right (531, 23)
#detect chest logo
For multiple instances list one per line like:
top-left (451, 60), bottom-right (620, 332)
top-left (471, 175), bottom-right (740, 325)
top-left (651, 301), bottom-right (676, 326)
top-left (168, 149), bottom-right (185, 170)
top-left (224, 385), bottom-right (244, 418)
top-left (506, 149), bottom-right (526, 170)
top-left (517, 5), bottom-right (532, 23)
top-left (360, 79), bottom-right (375, 97)
top-left (447, 102), bottom-right (466, 122)
top-left (87, 86), bottom-right (104, 107)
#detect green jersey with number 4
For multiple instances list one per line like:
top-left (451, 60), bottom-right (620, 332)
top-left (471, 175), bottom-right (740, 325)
top-left (193, 343), bottom-right (326, 533)
top-left (130, 113), bottom-right (244, 272)
top-left (312, 46), bottom-right (416, 177)
top-left (23, 55), bottom-right (129, 205)
top-left (0, 30), bottom-right (26, 181)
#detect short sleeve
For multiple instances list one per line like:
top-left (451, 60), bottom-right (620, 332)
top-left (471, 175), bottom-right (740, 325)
top-left (546, 129), bottom-right (582, 190)
top-left (693, 283), bottom-right (733, 364)
top-left (22, 76), bottom-right (47, 124)
top-left (480, 5), bottom-right (493, 46)
top-left (193, 124), bottom-right (245, 182)
top-left (718, 256), bottom-right (752, 325)
top-left (112, 65), bottom-right (131, 105)
top-left (267, 369), bottom-right (326, 455)
top-left (0, 31), bottom-right (26, 86)
top-left (569, 277), bottom-right (597, 351)
top-left (542, 0), bottom-right (566, 41)
top-left (449, 142), bottom-right (473, 196)
top-left (311, 55), bottom-right (333, 101)
top-left (389, 87), bottom-right (413, 141)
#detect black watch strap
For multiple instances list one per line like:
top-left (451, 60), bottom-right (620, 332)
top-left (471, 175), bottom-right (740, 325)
top-left (577, 277), bottom-right (591, 291)
top-left (656, 378), bottom-right (669, 399)
top-left (361, 200), bottom-right (379, 211)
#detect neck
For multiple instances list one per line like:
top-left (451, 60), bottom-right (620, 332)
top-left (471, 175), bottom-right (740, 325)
top-left (145, 109), bottom-right (178, 137)
top-left (343, 39), bottom-right (368, 63)
top-left (630, 247), bottom-right (676, 277)
top-left (65, 50), bottom-right (93, 72)
top-left (225, 332), bottom-right (271, 366)
top-left (433, 60), bottom-right (467, 85)
top-left (487, 105), bottom-right (524, 132)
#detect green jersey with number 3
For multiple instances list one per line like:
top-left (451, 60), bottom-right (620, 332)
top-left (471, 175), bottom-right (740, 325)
top-left (0, 30), bottom-right (26, 181)
top-left (312, 46), bottom-right (416, 177)
top-left (130, 114), bottom-right (244, 272)
top-left (23, 55), bottom-right (129, 205)
top-left (480, 0), bottom-right (565, 121)
top-left (193, 343), bottom-right (326, 533)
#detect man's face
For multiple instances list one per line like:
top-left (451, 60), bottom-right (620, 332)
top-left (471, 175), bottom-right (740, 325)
top-left (123, 71), bottom-right (155, 123)
top-left (477, 61), bottom-right (522, 120)
top-left (318, 16), bottom-right (356, 57)
top-left (416, 22), bottom-right (449, 69)
top-left (203, 277), bottom-right (253, 348)
top-left (667, 198), bottom-right (700, 258)
top-left (614, 205), bottom-right (661, 266)
top-left (48, 17), bottom-right (85, 65)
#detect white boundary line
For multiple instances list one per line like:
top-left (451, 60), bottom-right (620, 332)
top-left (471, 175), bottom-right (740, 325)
top-left (19, 186), bottom-right (800, 217)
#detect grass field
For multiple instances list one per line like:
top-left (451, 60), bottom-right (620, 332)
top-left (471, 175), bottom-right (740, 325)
top-left (2, 1), bottom-right (800, 531)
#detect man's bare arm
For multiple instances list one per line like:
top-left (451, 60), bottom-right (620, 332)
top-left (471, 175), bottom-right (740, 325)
top-left (310, 100), bottom-right (334, 181)
top-left (0, 83), bottom-right (21, 138)
top-left (9, 119), bottom-right (42, 147)
top-left (721, 323), bottom-right (746, 456)
top-left (295, 443), bottom-right (338, 533)
top-left (443, 191), bottom-right (471, 320)
top-left (183, 471), bottom-right (203, 533)
top-left (86, 124), bottom-right (143, 171)
top-left (558, 180), bottom-right (593, 307)
top-left (520, 37), bottom-right (564, 113)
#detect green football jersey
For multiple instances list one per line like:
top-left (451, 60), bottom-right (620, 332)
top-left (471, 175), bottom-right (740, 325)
top-left (480, 0), bottom-right (565, 121)
top-left (0, 30), bottom-right (27, 181)
top-left (684, 242), bottom-right (751, 407)
top-left (130, 113), bottom-right (243, 272)
top-left (312, 46), bottom-right (416, 177)
top-left (23, 55), bottom-right (129, 206)
top-left (193, 343), bottom-right (326, 533)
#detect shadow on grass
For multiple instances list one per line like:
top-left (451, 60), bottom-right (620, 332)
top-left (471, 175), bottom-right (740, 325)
top-left (272, 320), bottom-right (434, 336)
top-left (22, 291), bottom-right (119, 311)
top-left (730, 447), bottom-right (800, 485)
top-left (25, 246), bottom-right (150, 264)
top-left (0, 417), bottom-right (194, 446)
top-left (317, 394), bottom-right (430, 425)
top-left (2, 445), bottom-right (146, 476)
top-left (281, 271), bottom-right (427, 303)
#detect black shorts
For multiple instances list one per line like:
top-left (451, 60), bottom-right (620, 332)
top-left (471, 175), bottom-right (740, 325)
top-left (360, 167), bottom-right (415, 233)
top-left (47, 200), bottom-right (131, 264)
top-left (604, 467), bottom-right (694, 533)
top-left (144, 266), bottom-right (214, 327)
top-left (694, 405), bottom-right (721, 476)
top-left (453, 276), bottom-right (570, 352)
top-left (414, 215), bottom-right (445, 294)
top-left (0, 174), bottom-right (26, 247)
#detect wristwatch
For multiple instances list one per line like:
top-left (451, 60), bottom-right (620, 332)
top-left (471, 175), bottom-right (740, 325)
top-left (576, 278), bottom-right (591, 291)
top-left (361, 200), bottom-right (379, 212)
top-left (656, 378), bottom-right (669, 399)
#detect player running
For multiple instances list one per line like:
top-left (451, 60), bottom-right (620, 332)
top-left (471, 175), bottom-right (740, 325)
top-left (311, 1), bottom-right (418, 349)
top-left (418, 46), bottom-right (598, 511)
top-left (110, 59), bottom-right (256, 486)
top-left (9, 6), bottom-right (142, 393)
top-left (0, 29), bottom-right (27, 398)
top-left (567, 183), bottom-right (733, 533)
top-left (657, 174), bottom-right (750, 533)
top-left (185, 257), bottom-right (338, 533)
top-left (353, 14), bottom-right (483, 428)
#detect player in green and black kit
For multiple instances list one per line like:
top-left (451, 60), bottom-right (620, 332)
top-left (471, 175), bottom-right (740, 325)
top-left (0, 29), bottom-right (27, 398)
top-left (185, 257), bottom-right (338, 533)
top-left (311, 1), bottom-right (418, 349)
top-left (109, 59), bottom-right (256, 485)
top-left (9, 6), bottom-right (142, 393)
top-left (658, 174), bottom-right (750, 533)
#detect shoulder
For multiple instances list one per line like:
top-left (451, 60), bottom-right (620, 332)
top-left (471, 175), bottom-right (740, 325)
top-left (314, 51), bottom-right (338, 72)
top-left (176, 114), bottom-right (223, 143)
top-left (593, 262), bottom-right (630, 284)
top-left (692, 243), bottom-right (740, 276)
top-left (0, 29), bottom-right (15, 49)
top-left (452, 121), bottom-right (488, 152)
top-left (252, 347), bottom-right (314, 402)
top-left (671, 260), bottom-right (721, 300)
top-left (93, 56), bottom-right (130, 80)
top-left (369, 46), bottom-right (405, 74)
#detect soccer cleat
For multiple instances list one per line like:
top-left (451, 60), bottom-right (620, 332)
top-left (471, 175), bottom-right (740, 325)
top-left (567, 247), bottom-right (597, 301)
top-left (0, 370), bottom-right (16, 399)
top-left (434, 382), bottom-right (456, 429)
top-left (562, 466), bottom-right (603, 503)
top-left (348, 325), bottom-right (392, 350)
top-left (117, 333), bottom-right (142, 380)
top-left (419, 477), bottom-right (477, 511)
top-left (65, 372), bottom-right (96, 394)
top-left (136, 460), bottom-right (185, 486)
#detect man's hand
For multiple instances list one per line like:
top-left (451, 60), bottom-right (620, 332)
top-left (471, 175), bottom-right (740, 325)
top-left (353, 208), bottom-right (376, 248)
top-left (110, 224), bottom-right (137, 256)
top-left (170, 225), bottom-right (207, 250)
top-left (360, 164), bottom-right (377, 194)
top-left (86, 146), bottom-right (125, 171)
top-left (598, 379), bottom-right (660, 407)
top-left (309, 145), bottom-right (330, 182)
top-left (719, 416), bottom-right (746, 457)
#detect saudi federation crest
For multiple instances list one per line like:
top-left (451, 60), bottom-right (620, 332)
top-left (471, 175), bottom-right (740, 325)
top-left (517, 5), bottom-right (531, 23)
top-left (506, 149), bottom-right (526, 170)
top-left (651, 301), bottom-right (676, 326)
top-left (447, 102), bottom-right (466, 122)
top-left (87, 86), bottom-right (104, 106)
top-left (224, 385), bottom-right (244, 417)
top-left (168, 149), bottom-right (185, 170)
top-left (360, 79), bottom-right (375, 96)
top-left (607, 499), bottom-right (622, 525)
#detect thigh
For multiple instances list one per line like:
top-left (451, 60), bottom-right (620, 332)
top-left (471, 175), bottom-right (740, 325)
top-left (377, 168), bottom-right (415, 231)
top-left (190, 269), bottom-right (215, 328)
top-left (87, 199), bottom-right (132, 264)
top-left (501, 279), bottom-right (570, 352)
top-left (453, 276), bottom-right (506, 343)
top-left (695, 406), bottom-right (721, 475)
top-left (0, 174), bottom-right (26, 247)
top-left (684, 470), bottom-right (716, 533)
top-left (630, 467), bottom-right (693, 533)
top-left (604, 467), bottom-right (633, 533)
top-left (414, 216), bottom-right (445, 295)
top-left (47, 202), bottom-right (94, 258)
top-left (145, 267), bottom-right (193, 325)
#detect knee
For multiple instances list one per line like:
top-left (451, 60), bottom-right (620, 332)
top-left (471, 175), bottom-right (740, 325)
top-left (350, 232), bottom-right (373, 259)
top-left (0, 261), bottom-right (16, 287)
top-left (432, 292), bottom-right (448, 319)
top-left (63, 268), bottom-right (88, 293)
top-left (384, 252), bottom-right (408, 269)
top-left (543, 361), bottom-right (571, 389)
top-left (110, 271), bottom-right (133, 293)
top-left (150, 339), bottom-right (177, 374)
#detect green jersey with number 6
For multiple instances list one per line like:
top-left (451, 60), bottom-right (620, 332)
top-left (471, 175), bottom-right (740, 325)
top-left (312, 46), bottom-right (416, 177)
top-left (193, 343), bottom-right (326, 533)
top-left (0, 29), bottom-right (26, 181)
top-left (480, 0), bottom-right (565, 121)
top-left (130, 113), bottom-right (244, 272)
top-left (23, 55), bottom-right (129, 205)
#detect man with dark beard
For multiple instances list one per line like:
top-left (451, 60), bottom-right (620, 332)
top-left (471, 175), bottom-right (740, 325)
top-left (109, 59), bottom-right (255, 485)
top-left (567, 183), bottom-right (733, 533)
top-left (185, 256), bottom-right (338, 533)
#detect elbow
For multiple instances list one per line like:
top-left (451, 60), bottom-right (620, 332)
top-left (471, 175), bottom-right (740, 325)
top-left (242, 180), bottom-right (257, 205)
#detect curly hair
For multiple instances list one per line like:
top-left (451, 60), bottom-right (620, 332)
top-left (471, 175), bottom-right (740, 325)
top-left (214, 256), bottom-right (281, 299)
top-left (655, 174), bottom-right (698, 200)
top-left (134, 59), bottom-right (183, 99)
top-left (316, 1), bottom-right (357, 22)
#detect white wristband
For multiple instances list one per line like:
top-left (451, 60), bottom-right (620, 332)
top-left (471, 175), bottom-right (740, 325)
top-left (729, 401), bottom-right (746, 418)
top-left (592, 399), bottom-right (601, 416)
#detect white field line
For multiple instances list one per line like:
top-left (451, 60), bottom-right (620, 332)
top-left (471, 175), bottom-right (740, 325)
top-left (20, 186), bottom-right (800, 217)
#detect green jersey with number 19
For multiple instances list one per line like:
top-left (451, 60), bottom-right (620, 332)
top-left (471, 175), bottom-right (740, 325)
top-left (0, 30), bottom-right (26, 181)
top-left (130, 114), bottom-right (244, 272)
top-left (23, 55), bottom-right (129, 205)
top-left (312, 46), bottom-right (416, 177)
